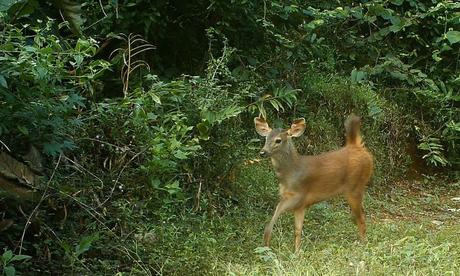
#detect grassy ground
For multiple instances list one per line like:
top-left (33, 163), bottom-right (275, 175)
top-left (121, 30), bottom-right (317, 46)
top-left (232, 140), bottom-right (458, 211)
top-left (146, 163), bottom-right (460, 275)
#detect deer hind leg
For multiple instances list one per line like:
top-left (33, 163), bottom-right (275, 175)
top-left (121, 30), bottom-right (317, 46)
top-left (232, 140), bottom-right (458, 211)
top-left (294, 208), bottom-right (305, 253)
top-left (346, 191), bottom-right (366, 241)
top-left (264, 195), bottom-right (301, 247)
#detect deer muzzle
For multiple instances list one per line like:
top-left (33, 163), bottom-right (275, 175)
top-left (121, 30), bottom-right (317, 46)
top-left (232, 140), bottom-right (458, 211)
top-left (259, 150), bottom-right (269, 158)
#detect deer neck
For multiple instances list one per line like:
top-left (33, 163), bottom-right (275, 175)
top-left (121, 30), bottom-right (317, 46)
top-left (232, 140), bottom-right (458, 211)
top-left (270, 140), bottom-right (300, 179)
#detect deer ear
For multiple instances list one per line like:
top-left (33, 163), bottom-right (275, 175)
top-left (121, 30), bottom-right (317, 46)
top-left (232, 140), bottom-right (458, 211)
top-left (254, 117), bottom-right (272, 137)
top-left (288, 118), bottom-right (306, 137)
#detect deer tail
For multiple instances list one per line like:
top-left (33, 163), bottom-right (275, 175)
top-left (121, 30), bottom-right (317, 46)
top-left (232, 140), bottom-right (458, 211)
top-left (345, 114), bottom-right (362, 146)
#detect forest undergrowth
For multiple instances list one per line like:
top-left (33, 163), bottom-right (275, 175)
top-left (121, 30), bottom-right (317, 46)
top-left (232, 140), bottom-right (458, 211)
top-left (85, 163), bottom-right (460, 275)
top-left (1, 0), bottom-right (459, 275)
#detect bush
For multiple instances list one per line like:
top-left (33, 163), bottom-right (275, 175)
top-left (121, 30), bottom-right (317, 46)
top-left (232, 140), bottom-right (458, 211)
top-left (0, 20), bottom-right (110, 156)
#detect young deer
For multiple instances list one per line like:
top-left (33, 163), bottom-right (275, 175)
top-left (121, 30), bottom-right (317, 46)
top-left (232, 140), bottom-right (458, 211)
top-left (254, 114), bottom-right (373, 252)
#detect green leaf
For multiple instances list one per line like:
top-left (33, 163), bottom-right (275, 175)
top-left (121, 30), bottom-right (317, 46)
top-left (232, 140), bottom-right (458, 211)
top-left (7, 0), bottom-right (38, 18)
top-left (75, 39), bottom-right (95, 55)
top-left (446, 31), bottom-right (460, 45)
top-left (389, 71), bottom-right (407, 80)
top-left (165, 181), bottom-right (181, 195)
top-left (432, 50), bottom-right (442, 62)
top-left (390, 0), bottom-right (404, 5)
top-left (0, 75), bottom-right (7, 88)
top-left (150, 178), bottom-right (161, 189)
top-left (43, 142), bottom-right (62, 156)
top-left (351, 69), bottom-right (367, 83)
top-left (197, 121), bottom-right (210, 140)
top-left (4, 266), bottom-right (15, 276)
top-left (17, 125), bottom-right (29, 135)
top-left (75, 233), bottom-right (99, 257)
top-left (270, 99), bottom-right (280, 111)
top-left (10, 254), bottom-right (31, 262)
top-left (304, 19), bottom-right (324, 30)
top-left (247, 57), bottom-right (258, 66)
top-left (2, 250), bottom-right (13, 262)
top-left (150, 93), bottom-right (161, 104)
top-left (0, 0), bottom-right (18, 12)
top-left (174, 150), bottom-right (188, 160)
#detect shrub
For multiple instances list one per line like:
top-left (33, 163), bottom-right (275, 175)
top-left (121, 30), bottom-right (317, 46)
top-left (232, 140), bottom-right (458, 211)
top-left (0, 20), bottom-right (110, 156)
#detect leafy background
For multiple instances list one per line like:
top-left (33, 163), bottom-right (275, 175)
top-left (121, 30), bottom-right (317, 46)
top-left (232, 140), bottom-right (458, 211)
top-left (0, 0), bottom-right (458, 274)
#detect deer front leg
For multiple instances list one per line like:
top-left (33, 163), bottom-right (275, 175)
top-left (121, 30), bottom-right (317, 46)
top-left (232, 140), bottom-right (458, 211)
top-left (264, 195), bottom-right (301, 247)
top-left (294, 208), bottom-right (306, 252)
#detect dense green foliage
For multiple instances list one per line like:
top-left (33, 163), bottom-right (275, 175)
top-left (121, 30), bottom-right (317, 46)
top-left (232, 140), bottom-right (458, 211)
top-left (0, 0), bottom-right (458, 274)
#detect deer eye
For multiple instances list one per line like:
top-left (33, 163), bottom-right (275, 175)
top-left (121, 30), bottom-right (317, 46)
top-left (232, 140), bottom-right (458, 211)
top-left (275, 138), bottom-right (282, 144)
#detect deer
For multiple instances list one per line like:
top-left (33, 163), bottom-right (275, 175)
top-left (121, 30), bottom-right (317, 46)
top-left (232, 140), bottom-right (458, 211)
top-left (254, 114), bottom-right (373, 252)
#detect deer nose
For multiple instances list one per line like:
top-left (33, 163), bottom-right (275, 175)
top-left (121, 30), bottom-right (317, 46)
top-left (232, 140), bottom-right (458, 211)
top-left (259, 150), bottom-right (267, 157)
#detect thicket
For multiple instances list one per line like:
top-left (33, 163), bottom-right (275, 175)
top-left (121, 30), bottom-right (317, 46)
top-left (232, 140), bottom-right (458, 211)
top-left (0, 0), bottom-right (458, 274)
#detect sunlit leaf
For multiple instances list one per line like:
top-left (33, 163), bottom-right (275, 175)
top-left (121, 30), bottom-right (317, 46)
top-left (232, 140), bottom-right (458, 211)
top-left (446, 31), bottom-right (460, 45)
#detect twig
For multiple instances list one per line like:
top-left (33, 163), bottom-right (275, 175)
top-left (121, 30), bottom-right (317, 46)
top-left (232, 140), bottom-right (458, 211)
top-left (263, 0), bottom-right (267, 20)
top-left (15, 153), bottom-right (151, 272)
top-left (210, 40), bottom-right (228, 81)
top-left (120, 246), bottom-right (154, 275)
top-left (83, 16), bottom-right (108, 31)
top-left (98, 0), bottom-right (107, 17)
top-left (0, 139), bottom-right (11, 152)
top-left (55, 189), bottom-right (105, 223)
top-left (98, 148), bottom-right (147, 208)
top-left (18, 154), bottom-right (62, 255)
top-left (193, 181), bottom-right (202, 212)
top-left (76, 137), bottom-right (135, 154)
top-left (48, 188), bottom-right (152, 274)
top-left (63, 155), bottom-right (105, 189)
top-left (41, 223), bottom-right (91, 272)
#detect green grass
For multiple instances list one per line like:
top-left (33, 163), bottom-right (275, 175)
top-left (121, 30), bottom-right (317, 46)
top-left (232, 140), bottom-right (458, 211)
top-left (142, 164), bottom-right (460, 275)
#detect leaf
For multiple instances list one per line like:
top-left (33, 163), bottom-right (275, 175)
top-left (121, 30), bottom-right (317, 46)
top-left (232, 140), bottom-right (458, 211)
top-left (75, 233), bottom-right (100, 257)
top-left (389, 71), bottom-right (407, 80)
top-left (0, 0), bottom-right (17, 12)
top-left (391, 0), bottom-right (404, 5)
top-left (2, 250), bottom-right (13, 262)
top-left (165, 181), bottom-right (181, 195)
top-left (151, 94), bottom-right (161, 105)
top-left (304, 19), bottom-right (324, 30)
top-left (270, 99), bottom-right (280, 111)
top-left (65, 93), bottom-right (86, 108)
top-left (200, 105), bottom-right (243, 125)
top-left (7, 0), bottom-right (38, 18)
top-left (254, 246), bottom-right (271, 254)
top-left (17, 125), bottom-right (29, 135)
top-left (43, 142), bottom-right (63, 156)
top-left (0, 75), bottom-right (7, 88)
top-left (351, 69), bottom-right (367, 83)
top-left (174, 150), bottom-right (188, 160)
top-left (258, 103), bottom-right (267, 119)
top-left (196, 121), bottom-right (210, 140)
top-left (4, 266), bottom-right (15, 276)
top-left (247, 57), bottom-right (258, 66)
top-left (149, 178), bottom-right (161, 189)
top-left (446, 31), bottom-right (460, 45)
top-left (10, 254), bottom-right (31, 262)
top-left (432, 50), bottom-right (442, 62)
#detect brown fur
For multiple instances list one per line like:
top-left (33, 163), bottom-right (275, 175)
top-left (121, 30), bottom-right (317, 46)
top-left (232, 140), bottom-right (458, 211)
top-left (254, 114), bottom-right (373, 252)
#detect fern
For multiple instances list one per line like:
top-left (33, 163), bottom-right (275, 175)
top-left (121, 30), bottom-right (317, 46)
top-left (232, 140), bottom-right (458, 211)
top-left (418, 137), bottom-right (449, 167)
top-left (251, 87), bottom-right (298, 118)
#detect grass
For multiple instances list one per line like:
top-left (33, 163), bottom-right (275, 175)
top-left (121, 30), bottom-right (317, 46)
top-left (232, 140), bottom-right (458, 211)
top-left (145, 163), bottom-right (460, 275)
